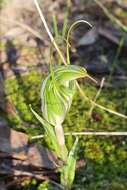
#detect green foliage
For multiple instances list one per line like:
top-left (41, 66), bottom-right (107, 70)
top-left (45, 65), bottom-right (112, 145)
top-left (40, 64), bottom-right (88, 187)
top-left (21, 179), bottom-right (57, 190)
top-left (0, 0), bottom-right (7, 7)
top-left (4, 71), bottom-right (127, 189)
top-left (60, 138), bottom-right (78, 189)
top-left (37, 181), bottom-right (56, 190)
top-left (30, 106), bottom-right (62, 159)
top-left (84, 140), bottom-right (104, 163)
top-left (5, 71), bottom-right (43, 134)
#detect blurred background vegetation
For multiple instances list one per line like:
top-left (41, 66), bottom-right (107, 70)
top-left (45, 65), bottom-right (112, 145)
top-left (0, 0), bottom-right (127, 189)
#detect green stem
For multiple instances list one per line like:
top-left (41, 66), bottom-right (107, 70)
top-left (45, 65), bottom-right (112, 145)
top-left (55, 124), bottom-right (68, 161)
top-left (34, 0), bottom-right (67, 65)
top-left (108, 36), bottom-right (125, 82)
top-left (66, 20), bottom-right (92, 64)
top-left (52, 14), bottom-right (59, 38)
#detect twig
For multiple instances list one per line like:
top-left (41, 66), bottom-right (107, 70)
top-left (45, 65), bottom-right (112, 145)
top-left (76, 82), bottom-right (127, 119)
top-left (14, 170), bottom-right (64, 189)
top-left (64, 131), bottom-right (127, 136)
top-left (0, 17), bottom-right (43, 41)
top-left (94, 0), bottom-right (127, 32)
top-left (33, 0), bottom-right (127, 120)
top-left (89, 77), bottom-right (105, 117)
top-left (34, 0), bottom-right (66, 65)
top-left (31, 131), bottom-right (127, 140)
top-left (2, 167), bottom-right (64, 190)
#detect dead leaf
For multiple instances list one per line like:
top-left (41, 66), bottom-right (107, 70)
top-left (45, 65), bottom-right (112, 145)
top-left (0, 122), bottom-right (59, 172)
top-left (0, 122), bottom-right (28, 160)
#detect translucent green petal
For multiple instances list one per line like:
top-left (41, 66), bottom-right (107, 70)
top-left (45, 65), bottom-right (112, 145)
top-left (41, 65), bottom-right (87, 126)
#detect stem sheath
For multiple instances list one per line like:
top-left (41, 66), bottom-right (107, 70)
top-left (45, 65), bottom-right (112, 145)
top-left (55, 124), bottom-right (68, 161)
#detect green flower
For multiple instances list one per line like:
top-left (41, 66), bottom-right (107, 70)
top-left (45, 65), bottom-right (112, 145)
top-left (41, 65), bottom-right (87, 126)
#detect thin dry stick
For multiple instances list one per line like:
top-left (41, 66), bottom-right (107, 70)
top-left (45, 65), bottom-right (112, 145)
top-left (11, 168), bottom-right (64, 190)
top-left (31, 131), bottom-right (127, 140)
top-left (65, 131), bottom-right (127, 136)
top-left (89, 77), bottom-right (105, 117)
top-left (94, 0), bottom-right (127, 32)
top-left (0, 17), bottom-right (43, 40)
top-left (34, 0), bottom-right (66, 65)
top-left (76, 82), bottom-right (127, 119)
top-left (33, 0), bottom-right (127, 120)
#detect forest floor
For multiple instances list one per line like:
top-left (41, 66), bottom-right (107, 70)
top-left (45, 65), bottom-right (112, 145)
top-left (0, 0), bottom-right (127, 189)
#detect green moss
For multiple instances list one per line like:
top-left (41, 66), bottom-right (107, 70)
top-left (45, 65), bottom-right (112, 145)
top-left (4, 71), bottom-right (127, 189)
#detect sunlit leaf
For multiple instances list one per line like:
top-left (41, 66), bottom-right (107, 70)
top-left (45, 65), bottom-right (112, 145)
top-left (60, 137), bottom-right (78, 189)
top-left (30, 106), bottom-right (61, 158)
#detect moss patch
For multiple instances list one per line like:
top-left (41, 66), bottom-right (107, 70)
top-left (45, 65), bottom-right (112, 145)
top-left (4, 71), bottom-right (127, 189)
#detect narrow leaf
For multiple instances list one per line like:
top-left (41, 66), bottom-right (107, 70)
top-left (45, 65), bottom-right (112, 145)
top-left (30, 106), bottom-right (61, 158)
top-left (61, 137), bottom-right (78, 189)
